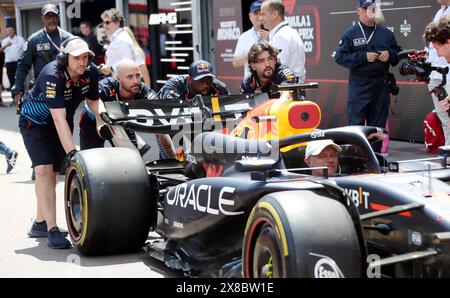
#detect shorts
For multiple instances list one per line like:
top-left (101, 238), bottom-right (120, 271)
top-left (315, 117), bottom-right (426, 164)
top-left (19, 116), bottom-right (65, 171)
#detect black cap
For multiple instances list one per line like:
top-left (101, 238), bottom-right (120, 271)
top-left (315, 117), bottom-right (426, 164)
top-left (188, 60), bottom-right (215, 81)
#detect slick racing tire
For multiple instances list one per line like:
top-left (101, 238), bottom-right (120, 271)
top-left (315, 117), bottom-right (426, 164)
top-left (65, 148), bottom-right (153, 256)
top-left (243, 191), bottom-right (363, 278)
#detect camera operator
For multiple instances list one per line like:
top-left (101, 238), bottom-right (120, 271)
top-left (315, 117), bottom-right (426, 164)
top-left (427, 1), bottom-right (450, 145)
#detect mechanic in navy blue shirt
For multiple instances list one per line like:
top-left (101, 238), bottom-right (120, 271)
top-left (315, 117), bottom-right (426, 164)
top-left (19, 37), bottom-right (107, 249)
top-left (240, 41), bottom-right (296, 95)
top-left (335, 0), bottom-right (401, 153)
top-left (79, 60), bottom-right (176, 158)
top-left (11, 4), bottom-right (72, 107)
top-left (80, 59), bottom-right (157, 150)
top-left (158, 60), bottom-right (229, 100)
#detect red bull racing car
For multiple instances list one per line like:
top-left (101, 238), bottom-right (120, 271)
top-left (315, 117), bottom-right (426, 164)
top-left (64, 84), bottom-right (450, 277)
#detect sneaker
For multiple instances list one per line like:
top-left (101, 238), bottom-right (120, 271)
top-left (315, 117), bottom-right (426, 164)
top-left (27, 220), bottom-right (48, 238)
top-left (47, 227), bottom-right (71, 249)
top-left (27, 220), bottom-right (68, 238)
top-left (6, 150), bottom-right (17, 174)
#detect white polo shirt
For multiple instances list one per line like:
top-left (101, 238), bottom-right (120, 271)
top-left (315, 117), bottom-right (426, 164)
top-left (428, 5), bottom-right (450, 81)
top-left (233, 27), bottom-right (260, 77)
top-left (105, 28), bottom-right (136, 73)
top-left (1, 35), bottom-right (25, 63)
top-left (269, 21), bottom-right (306, 82)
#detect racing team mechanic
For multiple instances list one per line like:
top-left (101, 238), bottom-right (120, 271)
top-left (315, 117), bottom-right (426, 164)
top-left (79, 59), bottom-right (176, 159)
top-left (157, 60), bottom-right (229, 153)
top-left (426, 15), bottom-right (450, 117)
top-left (19, 37), bottom-right (108, 249)
top-left (158, 60), bottom-right (229, 100)
top-left (334, 0), bottom-right (401, 153)
top-left (240, 40), bottom-right (296, 95)
top-left (11, 3), bottom-right (72, 108)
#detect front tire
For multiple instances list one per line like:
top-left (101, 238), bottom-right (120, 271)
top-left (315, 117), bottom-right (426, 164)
top-left (243, 191), bottom-right (364, 277)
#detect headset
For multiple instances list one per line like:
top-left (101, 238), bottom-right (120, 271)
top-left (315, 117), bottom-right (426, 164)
top-left (57, 36), bottom-right (93, 68)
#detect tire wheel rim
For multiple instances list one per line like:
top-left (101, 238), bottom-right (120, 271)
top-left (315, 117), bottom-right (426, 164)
top-left (252, 224), bottom-right (283, 278)
top-left (67, 173), bottom-right (84, 242)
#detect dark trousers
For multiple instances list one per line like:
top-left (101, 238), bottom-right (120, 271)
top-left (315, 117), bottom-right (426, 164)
top-left (348, 74), bottom-right (389, 153)
top-left (0, 52), bottom-right (4, 90)
top-left (5, 62), bottom-right (17, 90)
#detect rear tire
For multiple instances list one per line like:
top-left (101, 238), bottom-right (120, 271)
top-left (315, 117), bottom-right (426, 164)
top-left (65, 148), bottom-right (154, 256)
top-left (243, 191), bottom-right (364, 277)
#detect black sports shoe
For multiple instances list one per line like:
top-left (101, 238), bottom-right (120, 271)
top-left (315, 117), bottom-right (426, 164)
top-left (6, 150), bottom-right (17, 174)
top-left (27, 220), bottom-right (68, 238)
top-left (47, 227), bottom-right (71, 249)
top-left (27, 220), bottom-right (48, 238)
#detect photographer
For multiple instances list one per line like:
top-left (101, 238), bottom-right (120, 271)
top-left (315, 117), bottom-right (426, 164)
top-left (427, 1), bottom-right (450, 145)
top-left (335, 0), bottom-right (401, 153)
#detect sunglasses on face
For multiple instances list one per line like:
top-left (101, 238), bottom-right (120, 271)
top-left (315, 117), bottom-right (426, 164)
top-left (103, 20), bottom-right (114, 25)
top-left (44, 13), bottom-right (58, 19)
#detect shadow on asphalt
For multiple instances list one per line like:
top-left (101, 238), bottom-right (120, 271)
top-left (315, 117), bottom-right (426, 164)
top-left (14, 239), bottom-right (183, 277)
top-left (11, 180), bottom-right (35, 184)
top-left (10, 175), bottom-right (65, 184)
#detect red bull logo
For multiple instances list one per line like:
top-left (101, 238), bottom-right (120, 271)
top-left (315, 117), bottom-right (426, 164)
top-left (197, 63), bottom-right (210, 73)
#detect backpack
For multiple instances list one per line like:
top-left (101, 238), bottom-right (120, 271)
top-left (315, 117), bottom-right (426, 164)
top-left (424, 111), bottom-right (445, 154)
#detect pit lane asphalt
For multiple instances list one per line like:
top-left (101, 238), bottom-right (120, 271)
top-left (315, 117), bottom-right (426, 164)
top-left (0, 101), bottom-right (182, 278)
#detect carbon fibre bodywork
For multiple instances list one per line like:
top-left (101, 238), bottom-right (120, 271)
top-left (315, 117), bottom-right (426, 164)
top-left (70, 86), bottom-right (450, 277)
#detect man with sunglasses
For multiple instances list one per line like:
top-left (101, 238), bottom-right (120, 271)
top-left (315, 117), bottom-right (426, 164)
top-left (240, 41), bottom-right (296, 95)
top-left (11, 4), bottom-right (72, 110)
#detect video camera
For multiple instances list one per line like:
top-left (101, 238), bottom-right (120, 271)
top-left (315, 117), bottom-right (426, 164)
top-left (398, 49), bottom-right (449, 83)
top-left (399, 49), bottom-right (450, 116)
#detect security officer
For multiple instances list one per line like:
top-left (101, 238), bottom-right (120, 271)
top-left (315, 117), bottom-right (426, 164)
top-left (240, 41), bottom-right (296, 95)
top-left (79, 59), bottom-right (175, 158)
top-left (19, 37), bottom-right (107, 249)
top-left (12, 3), bottom-right (72, 107)
top-left (335, 0), bottom-right (401, 153)
top-left (158, 60), bottom-right (229, 100)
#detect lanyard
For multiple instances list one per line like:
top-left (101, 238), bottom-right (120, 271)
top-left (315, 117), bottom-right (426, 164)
top-left (252, 27), bottom-right (260, 41)
top-left (358, 21), bottom-right (376, 44)
top-left (270, 22), bottom-right (288, 39)
top-left (44, 27), bottom-right (63, 52)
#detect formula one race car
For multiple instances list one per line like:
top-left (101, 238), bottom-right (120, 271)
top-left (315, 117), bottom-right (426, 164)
top-left (65, 84), bottom-right (450, 278)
